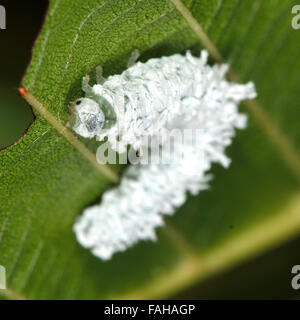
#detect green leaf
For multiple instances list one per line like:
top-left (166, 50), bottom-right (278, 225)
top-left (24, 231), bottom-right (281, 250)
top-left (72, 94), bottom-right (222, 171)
top-left (1, 0), bottom-right (300, 299)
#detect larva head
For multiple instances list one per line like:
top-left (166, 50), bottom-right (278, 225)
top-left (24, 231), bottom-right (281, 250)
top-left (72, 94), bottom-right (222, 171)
top-left (69, 97), bottom-right (105, 138)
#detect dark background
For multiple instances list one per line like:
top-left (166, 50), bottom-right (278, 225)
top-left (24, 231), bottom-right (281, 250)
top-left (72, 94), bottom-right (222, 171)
top-left (0, 1), bottom-right (47, 149)
top-left (1, 0), bottom-right (300, 299)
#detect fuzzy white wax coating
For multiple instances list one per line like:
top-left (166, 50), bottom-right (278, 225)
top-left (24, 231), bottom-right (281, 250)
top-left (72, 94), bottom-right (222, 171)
top-left (72, 51), bottom-right (257, 260)
top-left (89, 51), bottom-right (241, 152)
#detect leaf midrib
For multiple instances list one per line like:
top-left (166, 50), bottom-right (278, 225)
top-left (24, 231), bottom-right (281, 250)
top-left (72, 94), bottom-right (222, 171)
top-left (170, 0), bottom-right (300, 182)
top-left (20, 90), bottom-right (119, 183)
top-left (118, 192), bottom-right (300, 299)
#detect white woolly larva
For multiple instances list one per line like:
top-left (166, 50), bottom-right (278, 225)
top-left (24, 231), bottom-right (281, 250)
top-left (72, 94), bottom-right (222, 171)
top-left (70, 50), bottom-right (257, 260)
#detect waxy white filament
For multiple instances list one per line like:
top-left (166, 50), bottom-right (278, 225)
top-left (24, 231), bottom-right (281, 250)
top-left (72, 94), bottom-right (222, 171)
top-left (72, 51), bottom-right (256, 260)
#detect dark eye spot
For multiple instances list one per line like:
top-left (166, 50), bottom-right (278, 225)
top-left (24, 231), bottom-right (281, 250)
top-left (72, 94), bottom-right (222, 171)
top-left (76, 100), bottom-right (82, 105)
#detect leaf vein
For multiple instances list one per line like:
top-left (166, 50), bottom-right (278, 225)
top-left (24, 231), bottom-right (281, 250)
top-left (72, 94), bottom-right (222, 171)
top-left (20, 91), bottom-right (119, 182)
top-left (169, 0), bottom-right (300, 182)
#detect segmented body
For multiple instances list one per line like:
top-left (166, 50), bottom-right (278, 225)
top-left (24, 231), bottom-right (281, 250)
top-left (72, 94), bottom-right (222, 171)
top-left (71, 51), bottom-right (256, 260)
